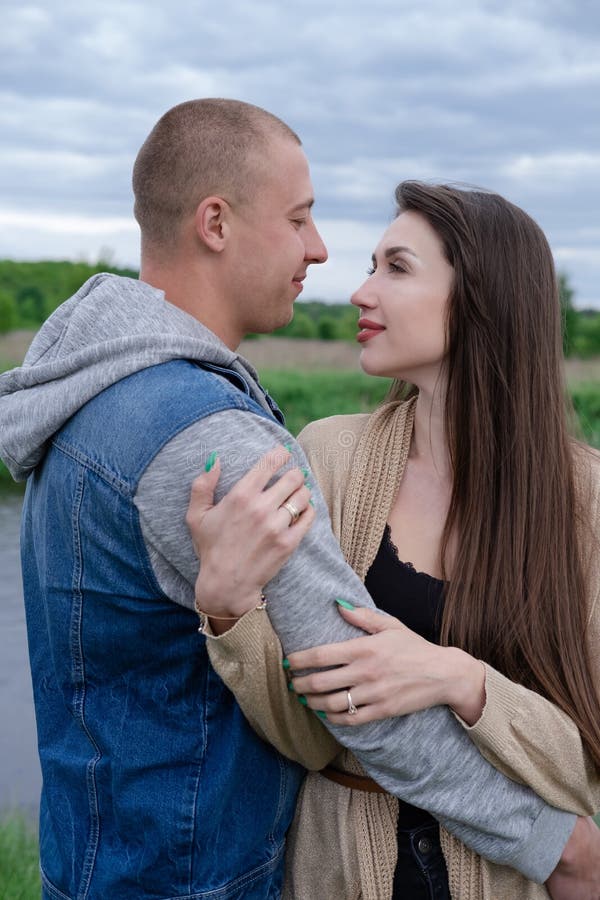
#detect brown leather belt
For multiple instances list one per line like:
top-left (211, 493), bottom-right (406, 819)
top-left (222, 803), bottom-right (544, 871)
top-left (320, 765), bottom-right (388, 794)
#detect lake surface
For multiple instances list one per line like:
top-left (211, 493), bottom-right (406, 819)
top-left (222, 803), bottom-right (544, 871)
top-left (0, 493), bottom-right (41, 815)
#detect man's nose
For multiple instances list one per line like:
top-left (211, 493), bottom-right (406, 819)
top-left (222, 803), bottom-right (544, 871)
top-left (305, 221), bottom-right (328, 265)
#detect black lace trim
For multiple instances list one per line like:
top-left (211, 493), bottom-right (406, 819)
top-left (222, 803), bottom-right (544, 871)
top-left (382, 524), bottom-right (444, 584)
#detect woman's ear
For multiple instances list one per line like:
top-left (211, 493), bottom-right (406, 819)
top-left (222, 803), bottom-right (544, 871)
top-left (194, 196), bottom-right (231, 252)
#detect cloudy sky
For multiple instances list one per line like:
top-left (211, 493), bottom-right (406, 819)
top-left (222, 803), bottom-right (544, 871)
top-left (2, 0), bottom-right (599, 306)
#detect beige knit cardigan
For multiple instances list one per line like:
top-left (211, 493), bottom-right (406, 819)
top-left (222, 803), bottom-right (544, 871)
top-left (206, 400), bottom-right (600, 899)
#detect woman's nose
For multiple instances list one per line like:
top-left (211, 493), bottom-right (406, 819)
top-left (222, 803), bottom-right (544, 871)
top-left (350, 280), bottom-right (375, 309)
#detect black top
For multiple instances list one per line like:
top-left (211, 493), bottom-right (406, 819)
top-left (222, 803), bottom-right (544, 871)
top-left (364, 524), bottom-right (446, 828)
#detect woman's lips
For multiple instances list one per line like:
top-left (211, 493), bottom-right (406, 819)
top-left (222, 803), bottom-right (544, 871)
top-left (357, 319), bottom-right (385, 342)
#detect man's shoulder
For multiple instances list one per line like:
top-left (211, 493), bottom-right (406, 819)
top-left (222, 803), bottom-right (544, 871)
top-left (115, 359), bottom-right (247, 407)
top-left (59, 360), bottom-right (265, 490)
top-left (85, 359), bottom-right (255, 441)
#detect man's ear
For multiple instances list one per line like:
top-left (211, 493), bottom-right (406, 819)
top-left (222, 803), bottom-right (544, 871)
top-left (194, 196), bottom-right (231, 252)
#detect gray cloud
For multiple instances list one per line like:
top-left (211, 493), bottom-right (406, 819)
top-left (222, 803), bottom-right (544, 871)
top-left (1, 0), bottom-right (599, 304)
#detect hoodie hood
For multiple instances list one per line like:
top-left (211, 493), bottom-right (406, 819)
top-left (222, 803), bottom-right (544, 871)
top-left (0, 273), bottom-right (269, 481)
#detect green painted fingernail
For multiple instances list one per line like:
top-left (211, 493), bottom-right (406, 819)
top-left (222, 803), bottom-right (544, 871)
top-left (204, 451), bottom-right (217, 472)
top-left (316, 710), bottom-right (327, 720)
top-left (335, 598), bottom-right (355, 611)
top-left (297, 695), bottom-right (308, 706)
top-left (309, 498), bottom-right (315, 507)
top-left (287, 680), bottom-right (295, 692)
top-left (302, 467), bottom-right (310, 478)
top-left (284, 443), bottom-right (294, 453)
top-left (282, 658), bottom-right (290, 670)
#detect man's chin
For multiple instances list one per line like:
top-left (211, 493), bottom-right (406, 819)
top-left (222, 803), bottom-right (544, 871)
top-left (268, 313), bottom-right (295, 334)
top-left (246, 306), bottom-right (295, 338)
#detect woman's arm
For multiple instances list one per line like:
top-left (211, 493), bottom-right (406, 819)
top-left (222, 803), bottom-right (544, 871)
top-left (185, 418), bottom-right (578, 883)
top-left (286, 597), bottom-right (600, 818)
top-left (204, 608), bottom-right (340, 770)
top-left (455, 598), bottom-right (600, 816)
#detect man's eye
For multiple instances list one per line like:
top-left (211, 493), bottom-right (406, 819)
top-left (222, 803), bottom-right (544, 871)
top-left (389, 262), bottom-right (406, 273)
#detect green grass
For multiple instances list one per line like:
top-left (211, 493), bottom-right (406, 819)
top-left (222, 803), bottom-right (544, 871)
top-left (260, 368), bottom-right (393, 436)
top-left (260, 369), bottom-right (600, 448)
top-left (0, 816), bottom-right (40, 899)
top-left (571, 382), bottom-right (600, 448)
top-left (0, 463), bottom-right (21, 492)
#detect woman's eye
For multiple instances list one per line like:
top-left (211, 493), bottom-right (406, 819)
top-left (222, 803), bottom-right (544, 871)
top-left (367, 262), bottom-right (406, 276)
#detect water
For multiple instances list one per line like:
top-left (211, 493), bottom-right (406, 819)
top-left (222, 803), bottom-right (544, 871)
top-left (0, 494), bottom-right (41, 815)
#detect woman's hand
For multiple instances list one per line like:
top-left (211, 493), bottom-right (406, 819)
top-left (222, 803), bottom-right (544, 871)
top-left (287, 602), bottom-right (486, 725)
top-left (546, 815), bottom-right (600, 899)
top-left (186, 445), bottom-right (315, 631)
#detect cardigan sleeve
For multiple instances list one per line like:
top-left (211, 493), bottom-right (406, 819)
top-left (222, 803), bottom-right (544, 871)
top-left (456, 650), bottom-right (600, 816)
top-left (204, 609), bottom-right (341, 771)
top-left (455, 452), bottom-right (600, 816)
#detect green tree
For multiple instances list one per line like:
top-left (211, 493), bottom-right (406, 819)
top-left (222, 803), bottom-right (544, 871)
top-left (0, 290), bottom-right (17, 333)
top-left (317, 316), bottom-right (338, 340)
top-left (335, 305), bottom-right (359, 340)
top-left (0, 259), bottom-right (139, 331)
top-left (275, 311), bottom-right (317, 338)
top-left (17, 285), bottom-right (45, 326)
top-left (559, 271), bottom-right (577, 356)
top-left (570, 313), bottom-right (600, 358)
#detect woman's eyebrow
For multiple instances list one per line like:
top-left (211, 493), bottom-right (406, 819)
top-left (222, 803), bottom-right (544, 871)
top-left (384, 245), bottom-right (418, 259)
top-left (371, 245), bottom-right (418, 265)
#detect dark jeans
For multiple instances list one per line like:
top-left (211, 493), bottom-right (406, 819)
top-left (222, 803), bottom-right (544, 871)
top-left (392, 822), bottom-right (451, 900)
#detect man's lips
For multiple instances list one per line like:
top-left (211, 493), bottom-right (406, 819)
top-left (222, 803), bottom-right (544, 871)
top-left (292, 275), bottom-right (305, 293)
top-left (357, 318), bottom-right (385, 342)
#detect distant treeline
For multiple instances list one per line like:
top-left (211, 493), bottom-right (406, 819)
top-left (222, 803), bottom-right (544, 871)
top-left (0, 260), bottom-right (598, 356)
top-left (0, 260), bottom-right (138, 332)
top-left (272, 300), bottom-right (359, 341)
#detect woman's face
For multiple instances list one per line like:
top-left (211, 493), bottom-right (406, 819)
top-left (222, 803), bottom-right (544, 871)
top-left (351, 210), bottom-right (454, 389)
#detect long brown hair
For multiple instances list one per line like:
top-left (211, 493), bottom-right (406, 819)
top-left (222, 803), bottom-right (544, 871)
top-left (389, 181), bottom-right (600, 767)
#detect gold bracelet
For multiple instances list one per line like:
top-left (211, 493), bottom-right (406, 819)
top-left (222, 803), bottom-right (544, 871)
top-left (197, 594), bottom-right (267, 634)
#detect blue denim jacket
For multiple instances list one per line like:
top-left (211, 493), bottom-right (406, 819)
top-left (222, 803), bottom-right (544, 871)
top-left (21, 360), bottom-right (304, 900)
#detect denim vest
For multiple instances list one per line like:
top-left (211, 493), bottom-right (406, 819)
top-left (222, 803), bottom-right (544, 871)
top-left (21, 360), bottom-right (304, 900)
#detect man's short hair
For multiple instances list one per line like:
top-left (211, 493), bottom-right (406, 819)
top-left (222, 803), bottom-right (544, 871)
top-left (132, 98), bottom-right (301, 248)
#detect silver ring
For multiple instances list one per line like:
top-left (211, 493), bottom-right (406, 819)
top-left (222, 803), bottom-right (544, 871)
top-left (281, 500), bottom-right (301, 525)
top-left (346, 690), bottom-right (358, 715)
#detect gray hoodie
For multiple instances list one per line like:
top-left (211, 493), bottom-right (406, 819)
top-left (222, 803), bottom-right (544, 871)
top-left (0, 273), bottom-right (574, 880)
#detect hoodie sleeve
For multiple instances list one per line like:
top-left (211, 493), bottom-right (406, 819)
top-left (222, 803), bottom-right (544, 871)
top-left (134, 407), bottom-right (575, 882)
